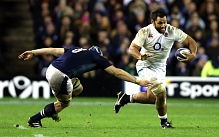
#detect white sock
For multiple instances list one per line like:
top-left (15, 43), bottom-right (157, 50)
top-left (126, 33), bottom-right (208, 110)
top-left (130, 94), bottom-right (133, 103)
top-left (158, 114), bottom-right (167, 119)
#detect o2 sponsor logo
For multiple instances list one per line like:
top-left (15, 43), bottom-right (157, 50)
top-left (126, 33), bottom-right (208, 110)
top-left (0, 76), bottom-right (51, 99)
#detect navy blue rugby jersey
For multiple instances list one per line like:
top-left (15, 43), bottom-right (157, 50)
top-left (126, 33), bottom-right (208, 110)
top-left (52, 47), bottom-right (112, 78)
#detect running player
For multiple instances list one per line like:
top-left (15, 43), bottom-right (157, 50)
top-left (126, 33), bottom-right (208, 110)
top-left (114, 9), bottom-right (197, 128)
top-left (18, 46), bottom-right (154, 127)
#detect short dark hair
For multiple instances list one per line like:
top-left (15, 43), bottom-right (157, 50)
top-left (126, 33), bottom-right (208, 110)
top-left (151, 9), bottom-right (167, 21)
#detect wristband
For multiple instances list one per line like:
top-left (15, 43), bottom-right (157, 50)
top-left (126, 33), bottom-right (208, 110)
top-left (141, 54), bottom-right (147, 60)
top-left (32, 50), bottom-right (36, 56)
top-left (135, 78), bottom-right (140, 85)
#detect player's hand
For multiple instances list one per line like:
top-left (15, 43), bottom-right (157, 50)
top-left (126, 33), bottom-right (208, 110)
top-left (180, 52), bottom-right (196, 63)
top-left (18, 50), bottom-right (34, 60)
top-left (141, 53), bottom-right (153, 60)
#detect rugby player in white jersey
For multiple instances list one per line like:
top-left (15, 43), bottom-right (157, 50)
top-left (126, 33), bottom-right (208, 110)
top-left (18, 46), bottom-right (154, 127)
top-left (114, 9), bottom-right (197, 128)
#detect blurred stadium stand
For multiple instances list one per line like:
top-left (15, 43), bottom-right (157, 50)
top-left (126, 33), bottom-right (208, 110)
top-left (0, 0), bottom-right (219, 79)
top-left (0, 0), bottom-right (35, 78)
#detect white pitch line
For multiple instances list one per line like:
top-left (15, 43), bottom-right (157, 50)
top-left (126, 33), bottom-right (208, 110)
top-left (1, 100), bottom-right (219, 107)
top-left (33, 134), bottom-right (48, 137)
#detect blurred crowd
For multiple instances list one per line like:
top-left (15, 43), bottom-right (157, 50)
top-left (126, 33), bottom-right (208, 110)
top-left (28, 0), bottom-right (219, 78)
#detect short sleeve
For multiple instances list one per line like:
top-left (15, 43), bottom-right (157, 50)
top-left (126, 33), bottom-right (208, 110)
top-left (64, 48), bottom-right (69, 53)
top-left (132, 28), bottom-right (149, 48)
top-left (174, 28), bottom-right (187, 43)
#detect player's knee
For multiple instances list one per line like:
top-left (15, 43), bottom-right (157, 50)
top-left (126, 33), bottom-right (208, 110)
top-left (153, 84), bottom-right (167, 108)
top-left (72, 78), bottom-right (83, 97)
top-left (58, 100), bottom-right (71, 108)
top-left (151, 83), bottom-right (166, 95)
top-left (54, 100), bottom-right (70, 113)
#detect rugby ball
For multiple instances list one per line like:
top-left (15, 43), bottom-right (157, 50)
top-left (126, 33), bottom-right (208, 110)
top-left (175, 48), bottom-right (191, 61)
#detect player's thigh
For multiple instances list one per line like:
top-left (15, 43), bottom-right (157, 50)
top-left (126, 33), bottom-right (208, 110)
top-left (55, 93), bottom-right (72, 106)
top-left (53, 77), bottom-right (73, 106)
top-left (46, 65), bottom-right (73, 94)
top-left (137, 67), bottom-right (166, 85)
top-left (133, 90), bottom-right (156, 104)
top-left (137, 67), bottom-right (155, 79)
top-left (46, 65), bottom-right (73, 105)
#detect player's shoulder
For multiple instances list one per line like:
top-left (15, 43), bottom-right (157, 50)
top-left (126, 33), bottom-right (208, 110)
top-left (166, 24), bottom-right (177, 31)
top-left (166, 24), bottom-right (184, 32)
top-left (141, 24), bottom-right (152, 31)
top-left (137, 24), bottom-right (152, 35)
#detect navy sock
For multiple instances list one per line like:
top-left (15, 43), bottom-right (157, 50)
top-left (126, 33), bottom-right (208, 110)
top-left (30, 112), bottom-right (42, 122)
top-left (30, 103), bottom-right (56, 121)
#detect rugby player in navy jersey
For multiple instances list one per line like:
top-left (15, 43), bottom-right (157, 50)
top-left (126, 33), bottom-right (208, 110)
top-left (18, 46), bottom-right (155, 127)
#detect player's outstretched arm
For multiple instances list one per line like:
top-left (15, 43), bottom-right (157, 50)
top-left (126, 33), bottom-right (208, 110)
top-left (104, 65), bottom-right (153, 87)
top-left (18, 48), bottom-right (65, 60)
top-left (18, 50), bottom-right (34, 60)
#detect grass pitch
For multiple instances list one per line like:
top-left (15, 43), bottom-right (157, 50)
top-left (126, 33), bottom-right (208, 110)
top-left (0, 97), bottom-right (219, 137)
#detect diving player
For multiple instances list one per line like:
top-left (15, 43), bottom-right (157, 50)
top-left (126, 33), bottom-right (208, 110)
top-left (18, 46), bottom-right (154, 127)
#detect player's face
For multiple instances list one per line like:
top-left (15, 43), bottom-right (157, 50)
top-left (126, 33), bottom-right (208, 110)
top-left (152, 16), bottom-right (167, 34)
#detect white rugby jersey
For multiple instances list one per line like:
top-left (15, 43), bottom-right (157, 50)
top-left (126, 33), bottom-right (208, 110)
top-left (132, 24), bottom-right (187, 66)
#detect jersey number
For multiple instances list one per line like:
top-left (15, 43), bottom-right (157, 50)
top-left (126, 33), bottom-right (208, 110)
top-left (72, 48), bottom-right (86, 53)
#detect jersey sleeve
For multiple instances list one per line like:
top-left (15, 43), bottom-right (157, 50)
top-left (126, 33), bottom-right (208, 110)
top-left (174, 28), bottom-right (187, 43)
top-left (95, 54), bottom-right (112, 69)
top-left (132, 27), bottom-right (148, 48)
top-left (64, 48), bottom-right (69, 53)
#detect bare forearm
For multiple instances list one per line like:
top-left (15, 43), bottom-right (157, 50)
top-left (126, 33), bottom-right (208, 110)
top-left (129, 43), bottom-right (141, 60)
top-left (32, 48), bottom-right (64, 57)
top-left (104, 66), bottom-right (151, 86)
top-left (188, 38), bottom-right (197, 55)
top-left (183, 35), bottom-right (197, 55)
top-left (32, 48), bottom-right (52, 55)
top-left (114, 68), bottom-right (139, 84)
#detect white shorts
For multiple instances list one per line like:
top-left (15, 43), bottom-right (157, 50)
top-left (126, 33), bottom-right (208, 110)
top-left (136, 64), bottom-right (166, 86)
top-left (46, 65), bottom-right (73, 95)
